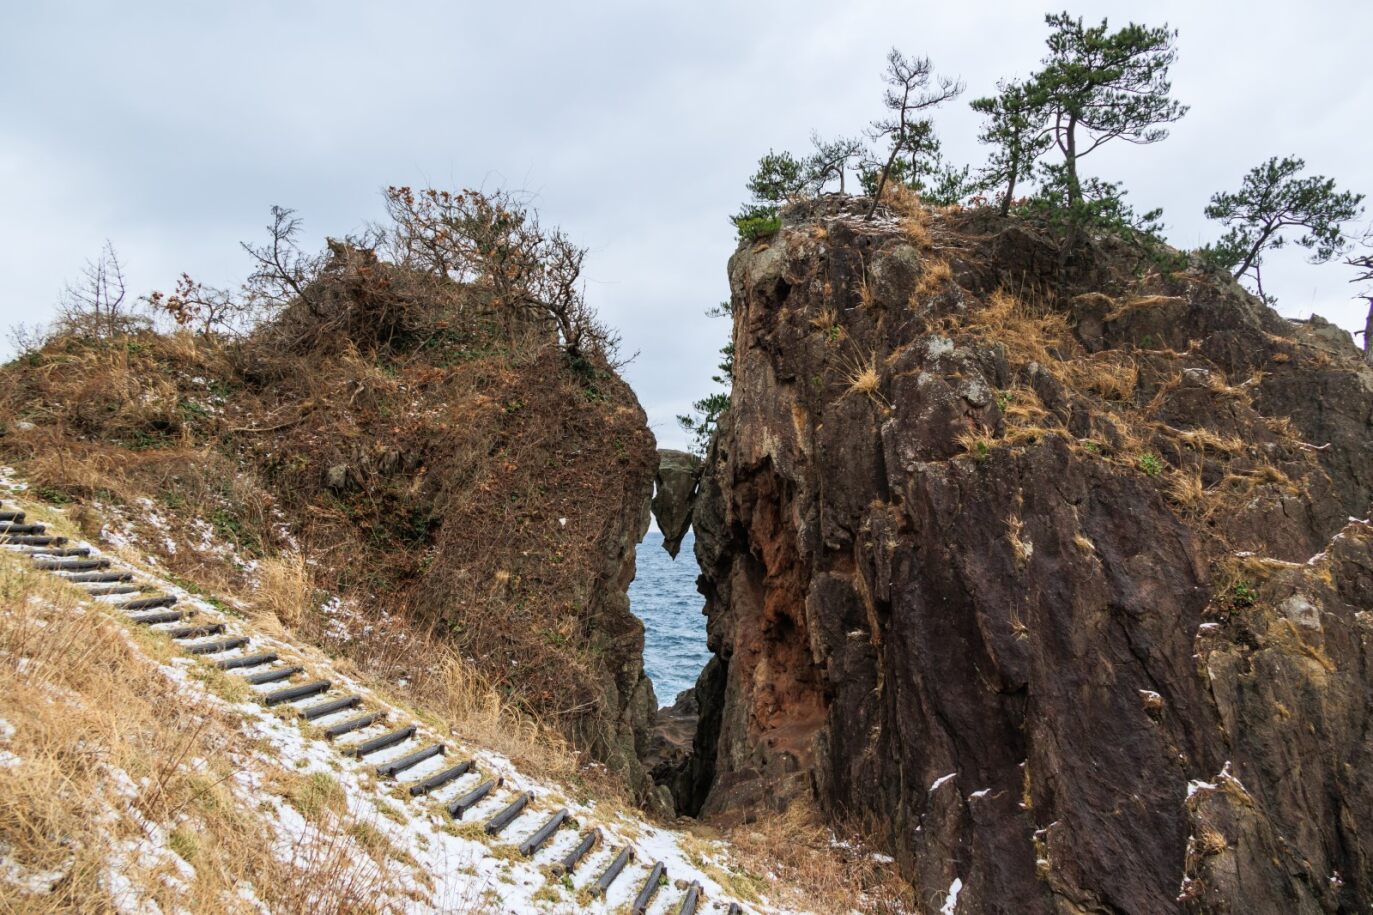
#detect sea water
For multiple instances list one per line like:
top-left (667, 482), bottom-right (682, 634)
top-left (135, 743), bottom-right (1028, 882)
top-left (629, 530), bottom-right (711, 703)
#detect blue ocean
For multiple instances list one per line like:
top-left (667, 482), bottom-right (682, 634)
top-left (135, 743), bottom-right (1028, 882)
top-left (629, 530), bottom-right (711, 703)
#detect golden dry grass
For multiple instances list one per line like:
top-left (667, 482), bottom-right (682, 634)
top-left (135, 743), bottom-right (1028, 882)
top-left (810, 308), bottom-right (839, 334)
top-left (252, 552), bottom-right (314, 630)
top-left (718, 801), bottom-right (912, 914)
top-left (880, 183), bottom-right (933, 249)
top-left (0, 542), bottom-right (408, 913)
top-left (911, 259), bottom-right (953, 303)
top-left (841, 350), bottom-right (887, 408)
top-left (1066, 354), bottom-right (1138, 402)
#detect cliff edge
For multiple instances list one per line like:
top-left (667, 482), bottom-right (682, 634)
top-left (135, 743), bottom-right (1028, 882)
top-left (671, 197), bottom-right (1373, 912)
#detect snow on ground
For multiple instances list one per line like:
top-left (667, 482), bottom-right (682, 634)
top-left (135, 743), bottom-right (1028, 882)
top-left (0, 476), bottom-right (802, 914)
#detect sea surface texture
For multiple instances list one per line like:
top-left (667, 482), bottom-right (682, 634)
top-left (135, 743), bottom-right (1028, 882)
top-left (629, 530), bottom-right (710, 703)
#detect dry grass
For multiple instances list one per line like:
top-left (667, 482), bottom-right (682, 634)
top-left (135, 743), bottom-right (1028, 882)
top-left (1067, 353), bottom-right (1138, 401)
top-left (959, 289), bottom-right (1076, 370)
top-left (841, 350), bottom-right (887, 408)
top-left (252, 552), bottom-right (314, 629)
top-left (1196, 825), bottom-right (1229, 857)
top-left (911, 260), bottom-right (953, 303)
top-left (1007, 516), bottom-right (1033, 565)
top-left (0, 541), bottom-right (407, 913)
top-left (810, 308), bottom-right (840, 337)
top-left (956, 428), bottom-right (995, 459)
top-left (719, 801), bottom-right (912, 914)
top-left (1167, 469), bottom-right (1207, 509)
top-left (881, 183), bottom-right (933, 249)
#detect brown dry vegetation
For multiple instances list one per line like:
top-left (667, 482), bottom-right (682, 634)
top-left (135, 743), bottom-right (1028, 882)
top-left (927, 278), bottom-right (1320, 544)
top-left (710, 803), bottom-right (912, 914)
top-left (0, 538), bottom-right (412, 913)
top-left (0, 199), bottom-right (657, 793)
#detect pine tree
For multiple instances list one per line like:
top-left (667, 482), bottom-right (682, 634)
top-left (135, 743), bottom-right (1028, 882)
top-left (864, 49), bottom-right (962, 218)
top-left (1026, 13), bottom-right (1187, 212)
top-left (1203, 156), bottom-right (1364, 303)
top-left (971, 80), bottom-right (1051, 215)
top-left (677, 301), bottom-right (734, 456)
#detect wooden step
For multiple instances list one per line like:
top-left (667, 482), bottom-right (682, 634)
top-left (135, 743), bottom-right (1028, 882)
top-left (408, 759), bottom-right (473, 797)
top-left (263, 680), bottom-right (330, 706)
top-left (63, 571), bottom-right (131, 583)
top-left (376, 743), bottom-right (443, 777)
top-left (3, 535), bottom-right (67, 547)
top-left (300, 695), bottom-right (361, 721)
top-left (347, 725), bottom-right (416, 759)
top-left (186, 636), bottom-right (248, 655)
top-left (243, 665), bottom-right (302, 685)
top-left (518, 809), bottom-right (569, 856)
top-left (678, 882), bottom-right (702, 915)
top-left (484, 792), bottom-right (531, 836)
top-left (0, 523), bottom-right (46, 535)
top-left (0, 510), bottom-right (25, 523)
top-left (83, 584), bottom-right (141, 596)
top-left (168, 623), bottom-right (225, 640)
top-left (448, 777), bottom-right (501, 819)
top-left (630, 861), bottom-right (666, 915)
top-left (19, 546), bottom-right (90, 557)
top-left (39, 557), bottom-right (108, 571)
top-left (214, 652), bottom-right (277, 670)
top-left (552, 828), bottom-right (599, 875)
top-left (119, 594), bottom-right (177, 612)
top-left (128, 610), bottom-right (186, 625)
top-left (322, 711), bottom-right (385, 740)
top-left (593, 846), bottom-right (633, 896)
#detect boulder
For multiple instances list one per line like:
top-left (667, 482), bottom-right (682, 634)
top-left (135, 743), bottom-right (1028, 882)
top-left (650, 449), bottom-right (700, 558)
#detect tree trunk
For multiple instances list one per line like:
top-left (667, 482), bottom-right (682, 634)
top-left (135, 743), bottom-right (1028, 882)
top-left (1001, 159), bottom-right (1018, 217)
top-left (1064, 116), bottom-right (1082, 208)
top-left (1363, 299), bottom-right (1373, 365)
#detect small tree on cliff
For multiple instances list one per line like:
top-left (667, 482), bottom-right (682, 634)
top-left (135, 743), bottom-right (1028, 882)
top-left (806, 134), bottom-right (867, 195)
top-left (864, 49), bottom-right (963, 218)
top-left (1343, 226), bottom-right (1373, 362)
top-left (1202, 157), bottom-right (1365, 303)
top-left (971, 79), bottom-right (1052, 216)
top-left (731, 150), bottom-right (808, 240)
top-left (677, 301), bottom-right (733, 456)
top-left (1025, 13), bottom-right (1186, 219)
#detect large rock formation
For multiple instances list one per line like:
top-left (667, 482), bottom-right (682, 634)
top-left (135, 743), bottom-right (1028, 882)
top-left (671, 198), bottom-right (1373, 911)
top-left (651, 448), bottom-right (701, 558)
top-left (0, 246), bottom-right (664, 800)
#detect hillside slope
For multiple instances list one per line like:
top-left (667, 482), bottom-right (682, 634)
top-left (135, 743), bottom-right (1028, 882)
top-left (671, 196), bottom-right (1373, 912)
top-left (0, 240), bottom-right (660, 800)
top-left (0, 475), bottom-right (786, 914)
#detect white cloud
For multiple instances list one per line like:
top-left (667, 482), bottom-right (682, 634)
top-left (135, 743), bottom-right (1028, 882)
top-left (2, 1), bottom-right (1370, 450)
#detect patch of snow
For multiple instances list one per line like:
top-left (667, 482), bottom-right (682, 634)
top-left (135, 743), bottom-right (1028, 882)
top-left (940, 876), bottom-right (963, 914)
top-left (929, 772), bottom-right (957, 793)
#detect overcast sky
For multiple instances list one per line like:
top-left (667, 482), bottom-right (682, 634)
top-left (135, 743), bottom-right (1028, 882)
top-left (3, 1), bottom-right (1370, 450)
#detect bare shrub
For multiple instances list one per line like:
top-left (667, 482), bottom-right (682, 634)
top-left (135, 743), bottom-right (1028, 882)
top-left (144, 273), bottom-right (252, 337)
top-left (54, 241), bottom-right (150, 341)
top-left (379, 186), bottom-right (620, 364)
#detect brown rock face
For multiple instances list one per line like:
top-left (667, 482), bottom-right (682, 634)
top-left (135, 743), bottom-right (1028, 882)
top-left (676, 199), bottom-right (1373, 912)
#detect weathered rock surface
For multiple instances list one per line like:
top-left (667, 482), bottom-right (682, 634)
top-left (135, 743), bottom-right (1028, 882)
top-left (667, 199), bottom-right (1373, 912)
top-left (650, 448), bottom-right (701, 557)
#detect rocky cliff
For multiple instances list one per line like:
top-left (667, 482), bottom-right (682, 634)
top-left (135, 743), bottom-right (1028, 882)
top-left (672, 197), bottom-right (1373, 912)
top-left (0, 246), bottom-right (662, 799)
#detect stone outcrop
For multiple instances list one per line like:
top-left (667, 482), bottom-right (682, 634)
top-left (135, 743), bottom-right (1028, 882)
top-left (650, 448), bottom-right (701, 557)
top-left (669, 198), bottom-right (1373, 912)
